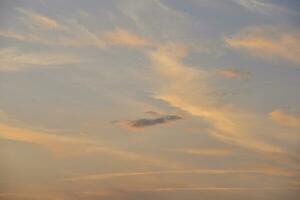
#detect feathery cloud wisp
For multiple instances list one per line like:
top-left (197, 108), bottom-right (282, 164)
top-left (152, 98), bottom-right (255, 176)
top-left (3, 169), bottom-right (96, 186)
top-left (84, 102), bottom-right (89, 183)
top-left (270, 110), bottom-right (300, 128)
top-left (225, 27), bottom-right (300, 64)
top-left (0, 47), bottom-right (82, 71)
top-left (231, 0), bottom-right (291, 15)
top-left (174, 148), bottom-right (233, 156)
top-left (150, 43), bottom-right (286, 155)
top-left (63, 167), bottom-right (294, 181)
top-left (16, 8), bottom-right (60, 30)
top-left (217, 69), bottom-right (250, 79)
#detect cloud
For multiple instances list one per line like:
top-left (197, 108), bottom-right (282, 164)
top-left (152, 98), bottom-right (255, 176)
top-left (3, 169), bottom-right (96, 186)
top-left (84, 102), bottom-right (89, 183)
top-left (174, 148), bottom-right (233, 156)
top-left (149, 43), bottom-right (286, 155)
top-left (225, 27), bottom-right (300, 64)
top-left (147, 186), bottom-right (300, 192)
top-left (63, 167), bottom-right (294, 181)
top-left (120, 115), bottom-right (182, 129)
top-left (0, 9), bottom-right (153, 49)
top-left (103, 28), bottom-right (153, 47)
top-left (16, 8), bottom-right (61, 30)
top-left (270, 110), bottom-right (300, 128)
top-left (0, 47), bottom-right (82, 71)
top-left (217, 69), bottom-right (250, 79)
top-left (0, 122), bottom-right (93, 156)
top-left (0, 120), bottom-right (184, 168)
top-left (230, 0), bottom-right (291, 15)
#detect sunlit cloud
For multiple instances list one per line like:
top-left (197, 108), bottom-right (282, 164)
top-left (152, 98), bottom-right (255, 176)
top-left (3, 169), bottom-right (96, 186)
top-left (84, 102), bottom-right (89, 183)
top-left (104, 28), bottom-right (153, 47)
top-left (0, 9), bottom-right (153, 49)
top-left (174, 148), bottom-right (233, 156)
top-left (63, 167), bottom-right (294, 182)
top-left (149, 43), bottom-right (285, 155)
top-left (270, 110), bottom-right (300, 128)
top-left (225, 27), bottom-right (300, 64)
top-left (0, 120), bottom-right (184, 168)
top-left (217, 69), bottom-right (250, 79)
top-left (16, 8), bottom-right (61, 30)
top-left (147, 186), bottom-right (300, 192)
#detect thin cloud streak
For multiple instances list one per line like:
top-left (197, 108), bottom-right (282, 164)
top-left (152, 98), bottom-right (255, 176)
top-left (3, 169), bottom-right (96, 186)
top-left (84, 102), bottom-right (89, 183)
top-left (0, 47), bottom-right (82, 71)
top-left (217, 69), bottom-right (250, 80)
top-left (174, 148), bottom-right (233, 156)
top-left (149, 43), bottom-right (286, 155)
top-left (270, 110), bottom-right (300, 128)
top-left (63, 167), bottom-right (294, 182)
top-left (225, 27), bottom-right (300, 64)
top-left (231, 0), bottom-right (291, 15)
top-left (0, 121), bottom-right (184, 168)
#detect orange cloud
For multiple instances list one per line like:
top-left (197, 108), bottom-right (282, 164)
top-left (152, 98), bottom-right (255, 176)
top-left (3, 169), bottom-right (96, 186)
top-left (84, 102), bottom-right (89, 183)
top-left (63, 167), bottom-right (294, 182)
top-left (149, 43), bottom-right (286, 155)
top-left (225, 27), bottom-right (300, 64)
top-left (174, 148), bottom-right (232, 156)
top-left (0, 120), bottom-right (184, 168)
top-left (104, 28), bottom-right (153, 47)
top-left (270, 110), bottom-right (300, 128)
top-left (17, 8), bottom-right (60, 30)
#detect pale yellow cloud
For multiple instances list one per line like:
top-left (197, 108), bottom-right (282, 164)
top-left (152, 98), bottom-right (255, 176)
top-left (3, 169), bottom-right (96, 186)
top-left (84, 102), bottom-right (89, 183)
top-left (174, 148), bottom-right (233, 156)
top-left (270, 110), bottom-right (300, 128)
top-left (225, 27), bottom-right (300, 64)
top-left (17, 8), bottom-right (60, 30)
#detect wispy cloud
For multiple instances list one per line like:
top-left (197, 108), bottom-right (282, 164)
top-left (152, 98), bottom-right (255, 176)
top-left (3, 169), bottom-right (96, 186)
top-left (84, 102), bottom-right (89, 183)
top-left (217, 69), bottom-right (250, 79)
top-left (0, 120), bottom-right (184, 168)
top-left (149, 43), bottom-right (285, 155)
top-left (103, 28), bottom-right (153, 47)
top-left (174, 148), bottom-right (233, 156)
top-left (231, 0), bottom-right (291, 15)
top-left (147, 186), bottom-right (300, 192)
top-left (16, 8), bottom-right (61, 30)
top-left (63, 167), bottom-right (294, 181)
top-left (0, 47), bottom-right (82, 71)
top-left (0, 9), bottom-right (153, 49)
top-left (270, 110), bottom-right (300, 128)
top-left (225, 27), bottom-right (300, 64)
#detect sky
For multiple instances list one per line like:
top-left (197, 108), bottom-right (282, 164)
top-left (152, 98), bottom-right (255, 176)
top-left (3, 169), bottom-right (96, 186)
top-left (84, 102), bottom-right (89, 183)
top-left (0, 0), bottom-right (300, 199)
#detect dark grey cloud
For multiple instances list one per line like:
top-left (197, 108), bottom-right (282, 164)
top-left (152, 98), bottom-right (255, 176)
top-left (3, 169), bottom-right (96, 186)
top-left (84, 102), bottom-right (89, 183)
top-left (119, 115), bottom-right (182, 129)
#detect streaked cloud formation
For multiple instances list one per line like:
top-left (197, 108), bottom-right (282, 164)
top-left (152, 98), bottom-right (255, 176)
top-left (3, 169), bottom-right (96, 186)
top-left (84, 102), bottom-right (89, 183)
top-left (0, 47), bottom-right (81, 71)
top-left (217, 69), bottom-right (250, 79)
top-left (226, 27), bottom-right (300, 64)
top-left (16, 8), bottom-right (61, 30)
top-left (231, 0), bottom-right (291, 15)
top-left (174, 148), bottom-right (233, 156)
top-left (0, 0), bottom-right (299, 199)
top-left (270, 110), bottom-right (300, 128)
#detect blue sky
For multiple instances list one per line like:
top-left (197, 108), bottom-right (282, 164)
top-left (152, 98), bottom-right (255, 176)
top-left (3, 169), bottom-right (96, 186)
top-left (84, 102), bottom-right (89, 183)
top-left (0, 0), bottom-right (300, 199)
